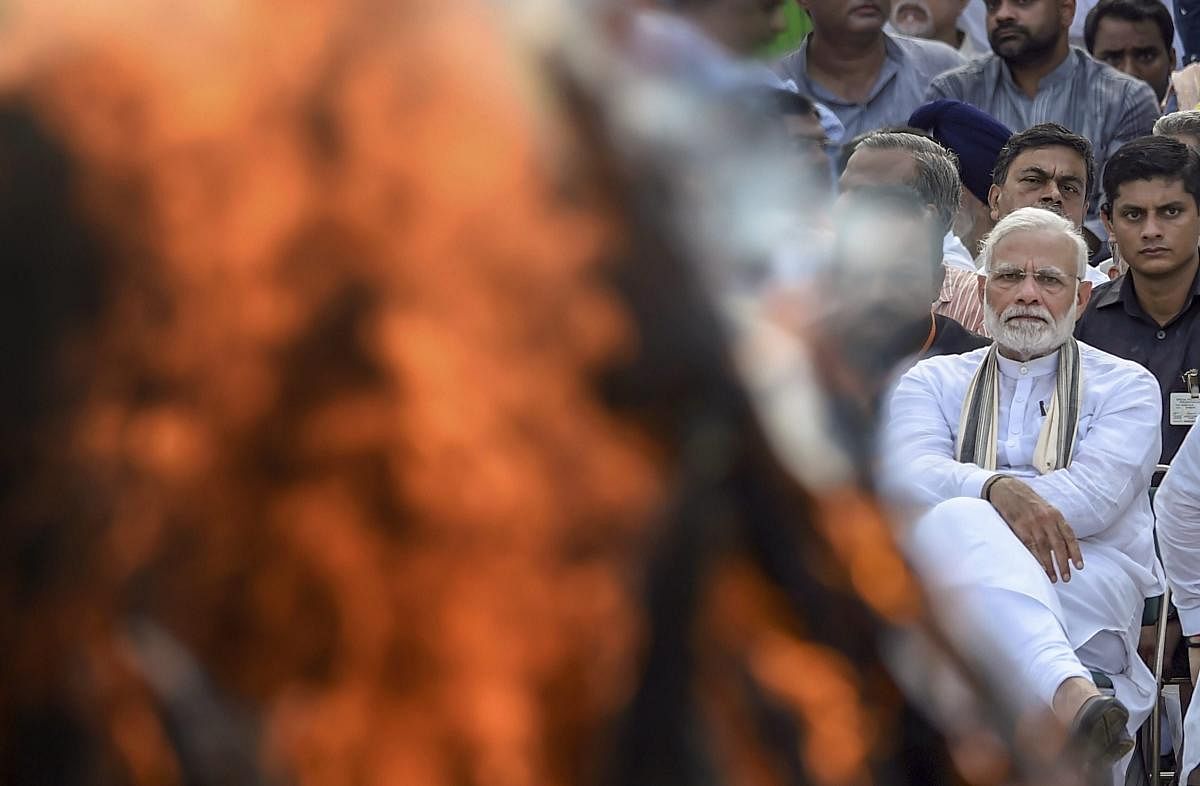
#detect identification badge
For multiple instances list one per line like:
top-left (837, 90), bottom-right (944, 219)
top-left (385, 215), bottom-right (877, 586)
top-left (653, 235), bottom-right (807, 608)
top-left (1171, 393), bottom-right (1200, 426)
top-left (1174, 369), bottom-right (1200, 426)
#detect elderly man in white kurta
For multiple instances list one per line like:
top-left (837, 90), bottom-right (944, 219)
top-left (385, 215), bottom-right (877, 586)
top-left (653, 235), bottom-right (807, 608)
top-left (1154, 424), bottom-right (1200, 784)
top-left (882, 207), bottom-right (1163, 776)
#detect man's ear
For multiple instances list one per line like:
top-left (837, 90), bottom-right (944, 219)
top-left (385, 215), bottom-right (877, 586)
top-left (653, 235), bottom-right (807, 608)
top-left (1076, 279), bottom-right (1093, 314)
top-left (1060, 0), bottom-right (1076, 30)
top-left (987, 184), bottom-right (1002, 222)
top-left (976, 271), bottom-right (987, 304)
top-left (1100, 207), bottom-right (1115, 243)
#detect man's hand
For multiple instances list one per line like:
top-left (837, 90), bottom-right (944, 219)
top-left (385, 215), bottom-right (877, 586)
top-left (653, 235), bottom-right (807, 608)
top-left (987, 476), bottom-right (1084, 583)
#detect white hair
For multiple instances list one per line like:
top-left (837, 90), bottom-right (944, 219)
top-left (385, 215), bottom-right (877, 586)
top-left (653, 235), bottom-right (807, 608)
top-left (1154, 110), bottom-right (1200, 139)
top-left (854, 131), bottom-right (961, 234)
top-left (978, 206), bottom-right (1088, 279)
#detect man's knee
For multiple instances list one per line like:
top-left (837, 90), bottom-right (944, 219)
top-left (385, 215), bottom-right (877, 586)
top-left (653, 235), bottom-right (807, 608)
top-left (928, 496), bottom-right (997, 523)
top-left (908, 497), bottom-right (1007, 579)
top-left (913, 496), bottom-right (1005, 551)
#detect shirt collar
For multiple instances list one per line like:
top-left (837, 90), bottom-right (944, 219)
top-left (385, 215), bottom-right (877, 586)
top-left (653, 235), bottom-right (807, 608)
top-left (1092, 274), bottom-right (1126, 310)
top-left (1107, 264), bottom-right (1200, 324)
top-left (996, 347), bottom-right (1061, 378)
top-left (998, 45), bottom-right (1078, 94)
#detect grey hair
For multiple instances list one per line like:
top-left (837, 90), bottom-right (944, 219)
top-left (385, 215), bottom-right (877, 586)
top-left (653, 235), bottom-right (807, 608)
top-left (979, 206), bottom-right (1088, 278)
top-left (855, 131), bottom-right (962, 234)
top-left (1154, 110), bottom-right (1200, 138)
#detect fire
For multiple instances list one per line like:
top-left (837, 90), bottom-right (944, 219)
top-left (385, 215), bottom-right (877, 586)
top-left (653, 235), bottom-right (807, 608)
top-left (0, 2), bottom-right (1077, 785)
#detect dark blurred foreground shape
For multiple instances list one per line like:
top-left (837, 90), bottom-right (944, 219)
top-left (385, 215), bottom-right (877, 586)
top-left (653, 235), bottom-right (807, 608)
top-left (0, 2), bottom-right (1087, 785)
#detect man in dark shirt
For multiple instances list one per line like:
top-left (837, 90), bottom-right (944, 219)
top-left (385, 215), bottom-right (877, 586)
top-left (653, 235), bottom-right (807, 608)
top-left (1075, 136), bottom-right (1200, 463)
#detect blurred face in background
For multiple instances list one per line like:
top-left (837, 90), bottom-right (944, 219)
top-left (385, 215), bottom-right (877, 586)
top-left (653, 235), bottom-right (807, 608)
top-left (782, 107), bottom-right (834, 189)
top-left (1091, 15), bottom-right (1173, 100)
top-left (694, 0), bottom-right (789, 54)
top-left (832, 198), bottom-right (943, 319)
top-left (838, 147), bottom-right (918, 192)
top-left (802, 0), bottom-right (891, 39)
top-left (891, 0), bottom-right (969, 46)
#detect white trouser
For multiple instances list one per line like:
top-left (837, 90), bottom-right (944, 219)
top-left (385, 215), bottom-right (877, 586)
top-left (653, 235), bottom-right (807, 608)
top-left (905, 498), bottom-right (1152, 784)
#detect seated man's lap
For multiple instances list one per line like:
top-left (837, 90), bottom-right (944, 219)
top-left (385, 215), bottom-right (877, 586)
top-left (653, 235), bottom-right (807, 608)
top-left (909, 497), bottom-right (1142, 652)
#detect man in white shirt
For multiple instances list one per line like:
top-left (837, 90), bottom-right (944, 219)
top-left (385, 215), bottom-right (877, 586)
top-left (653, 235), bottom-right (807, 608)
top-left (1153, 426), bottom-right (1200, 784)
top-left (883, 206), bottom-right (1163, 780)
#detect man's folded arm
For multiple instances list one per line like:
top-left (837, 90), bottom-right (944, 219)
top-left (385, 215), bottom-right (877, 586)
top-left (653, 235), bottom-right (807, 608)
top-left (1022, 370), bottom-right (1161, 539)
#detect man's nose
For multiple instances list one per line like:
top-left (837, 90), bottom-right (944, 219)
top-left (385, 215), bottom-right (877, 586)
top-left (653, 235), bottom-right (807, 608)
top-left (992, 1), bottom-right (1016, 21)
top-left (1118, 54), bottom-right (1135, 74)
top-left (1039, 182), bottom-right (1063, 206)
top-left (1015, 272), bottom-right (1042, 302)
top-left (1143, 215), bottom-right (1164, 240)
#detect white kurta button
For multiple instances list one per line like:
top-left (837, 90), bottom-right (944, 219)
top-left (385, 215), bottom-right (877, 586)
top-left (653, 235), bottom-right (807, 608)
top-left (1020, 365), bottom-right (1029, 375)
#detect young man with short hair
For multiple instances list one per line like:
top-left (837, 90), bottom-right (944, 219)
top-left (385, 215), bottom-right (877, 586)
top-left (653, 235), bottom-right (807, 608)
top-left (1075, 136), bottom-right (1200, 464)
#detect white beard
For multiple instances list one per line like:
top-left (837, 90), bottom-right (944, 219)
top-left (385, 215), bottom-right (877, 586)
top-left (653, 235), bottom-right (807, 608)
top-left (983, 295), bottom-right (1077, 360)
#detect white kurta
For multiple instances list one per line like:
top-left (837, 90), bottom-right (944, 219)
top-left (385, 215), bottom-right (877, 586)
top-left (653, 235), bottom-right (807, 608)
top-left (1154, 423), bottom-right (1200, 783)
top-left (882, 342), bottom-right (1163, 738)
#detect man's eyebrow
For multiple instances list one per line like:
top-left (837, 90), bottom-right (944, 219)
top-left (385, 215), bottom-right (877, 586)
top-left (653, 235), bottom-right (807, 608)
top-left (1133, 46), bottom-right (1161, 56)
top-left (1116, 199), bottom-right (1185, 210)
top-left (1019, 166), bottom-right (1083, 183)
top-left (1034, 265), bottom-right (1072, 276)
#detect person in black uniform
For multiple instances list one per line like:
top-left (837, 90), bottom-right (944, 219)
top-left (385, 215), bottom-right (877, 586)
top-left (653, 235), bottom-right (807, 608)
top-left (1076, 136), bottom-right (1200, 465)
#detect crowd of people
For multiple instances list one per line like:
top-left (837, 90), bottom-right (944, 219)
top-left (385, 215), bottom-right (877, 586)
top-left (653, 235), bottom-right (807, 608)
top-left (650, 0), bottom-right (1200, 783)
top-left (13, 0), bottom-right (1200, 784)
